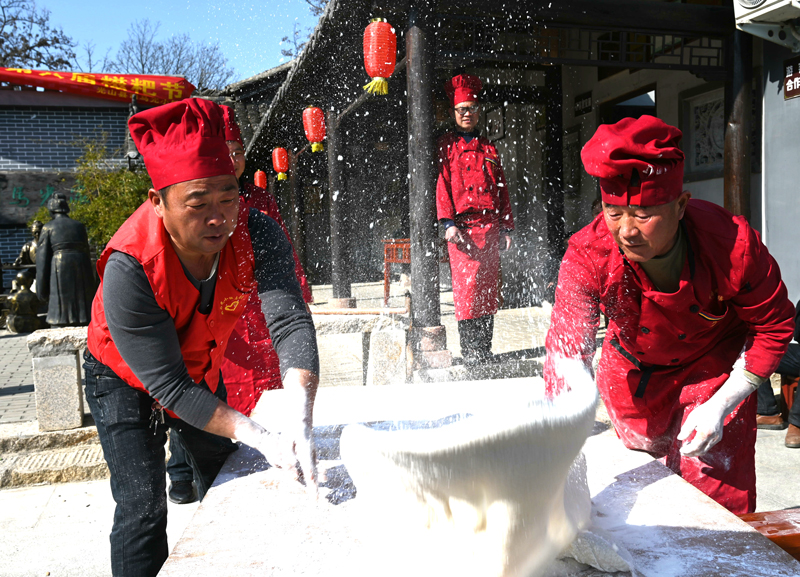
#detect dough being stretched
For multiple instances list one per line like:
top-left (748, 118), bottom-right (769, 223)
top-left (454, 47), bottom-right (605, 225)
top-left (341, 359), bottom-right (598, 577)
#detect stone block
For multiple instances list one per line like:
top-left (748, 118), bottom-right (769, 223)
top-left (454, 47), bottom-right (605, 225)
top-left (32, 354), bottom-right (83, 432)
top-left (365, 329), bottom-right (407, 387)
top-left (27, 327), bottom-right (88, 357)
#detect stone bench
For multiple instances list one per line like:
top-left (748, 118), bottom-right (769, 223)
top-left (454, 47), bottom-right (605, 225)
top-left (23, 313), bottom-right (411, 431)
top-left (27, 327), bottom-right (88, 432)
top-left (312, 311), bottom-right (411, 386)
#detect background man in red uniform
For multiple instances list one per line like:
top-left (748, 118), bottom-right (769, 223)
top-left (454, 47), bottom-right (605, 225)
top-left (165, 106), bottom-right (315, 505)
top-left (437, 73), bottom-right (514, 366)
top-left (544, 116), bottom-right (794, 515)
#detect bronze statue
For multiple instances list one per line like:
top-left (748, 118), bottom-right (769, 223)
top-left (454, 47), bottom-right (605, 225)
top-left (37, 193), bottom-right (96, 327)
top-left (7, 272), bottom-right (44, 333)
top-left (14, 220), bottom-right (42, 267)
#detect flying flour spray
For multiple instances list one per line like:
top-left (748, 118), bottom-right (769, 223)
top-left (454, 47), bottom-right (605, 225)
top-left (341, 358), bottom-right (608, 577)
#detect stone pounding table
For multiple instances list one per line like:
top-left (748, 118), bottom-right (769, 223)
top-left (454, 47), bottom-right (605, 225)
top-left (159, 380), bottom-right (800, 577)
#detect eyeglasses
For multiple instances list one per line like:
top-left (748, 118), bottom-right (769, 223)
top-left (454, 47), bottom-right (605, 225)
top-left (454, 105), bottom-right (480, 116)
top-left (229, 151), bottom-right (245, 159)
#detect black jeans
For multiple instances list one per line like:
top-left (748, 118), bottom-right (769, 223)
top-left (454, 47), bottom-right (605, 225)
top-left (166, 430), bottom-right (194, 484)
top-left (756, 343), bottom-right (800, 427)
top-left (83, 352), bottom-right (237, 577)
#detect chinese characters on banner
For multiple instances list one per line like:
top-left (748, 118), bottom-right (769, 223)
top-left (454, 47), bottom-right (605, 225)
top-left (784, 55), bottom-right (800, 101)
top-left (0, 68), bottom-right (196, 105)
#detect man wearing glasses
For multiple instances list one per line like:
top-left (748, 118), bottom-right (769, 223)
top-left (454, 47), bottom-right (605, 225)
top-left (436, 73), bottom-right (514, 367)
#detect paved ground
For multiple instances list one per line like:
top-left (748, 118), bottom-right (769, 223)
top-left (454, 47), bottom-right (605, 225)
top-left (0, 331), bottom-right (36, 424)
top-left (2, 281), bottom-right (800, 575)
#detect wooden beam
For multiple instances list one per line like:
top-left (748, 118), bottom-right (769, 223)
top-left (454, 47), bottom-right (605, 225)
top-left (443, 0), bottom-right (734, 37)
top-left (544, 65), bottom-right (565, 268)
top-left (406, 2), bottom-right (441, 330)
top-left (327, 109), bottom-right (352, 302)
top-left (723, 29), bottom-right (752, 220)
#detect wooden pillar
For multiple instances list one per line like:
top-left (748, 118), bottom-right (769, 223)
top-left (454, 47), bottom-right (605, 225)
top-left (406, 1), bottom-right (450, 369)
top-left (287, 150), bottom-right (307, 270)
top-left (327, 111), bottom-right (355, 308)
top-left (724, 29), bottom-right (752, 220)
top-left (544, 65), bottom-right (565, 263)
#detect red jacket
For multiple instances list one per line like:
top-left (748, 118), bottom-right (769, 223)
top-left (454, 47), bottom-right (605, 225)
top-left (436, 132), bottom-right (514, 230)
top-left (87, 201), bottom-right (256, 400)
top-left (220, 183), bottom-right (312, 416)
top-left (544, 200), bottom-right (794, 514)
top-left (242, 183), bottom-right (312, 303)
top-left (545, 200), bottom-right (794, 384)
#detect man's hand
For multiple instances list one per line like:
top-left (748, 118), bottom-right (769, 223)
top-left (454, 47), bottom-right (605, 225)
top-left (677, 361), bottom-right (761, 457)
top-left (445, 226), bottom-right (465, 245)
top-left (202, 368), bottom-right (320, 497)
top-left (279, 368), bottom-right (319, 494)
top-left (676, 399), bottom-right (727, 457)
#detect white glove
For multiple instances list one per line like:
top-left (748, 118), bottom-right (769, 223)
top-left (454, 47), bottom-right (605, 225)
top-left (677, 356), bottom-right (762, 457)
top-left (232, 417), bottom-right (298, 472)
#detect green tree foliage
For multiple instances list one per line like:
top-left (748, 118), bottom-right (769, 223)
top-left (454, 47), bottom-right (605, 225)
top-left (32, 137), bottom-right (151, 247)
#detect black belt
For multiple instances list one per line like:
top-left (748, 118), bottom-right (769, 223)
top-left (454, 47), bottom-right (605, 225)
top-left (608, 336), bottom-right (670, 399)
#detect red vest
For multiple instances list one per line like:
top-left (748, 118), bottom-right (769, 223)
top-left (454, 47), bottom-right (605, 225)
top-left (87, 201), bottom-right (257, 402)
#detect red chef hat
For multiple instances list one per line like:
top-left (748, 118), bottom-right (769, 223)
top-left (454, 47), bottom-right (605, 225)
top-left (128, 98), bottom-right (234, 190)
top-left (445, 74), bottom-right (482, 107)
top-left (221, 104), bottom-right (243, 145)
top-left (581, 115), bottom-right (685, 206)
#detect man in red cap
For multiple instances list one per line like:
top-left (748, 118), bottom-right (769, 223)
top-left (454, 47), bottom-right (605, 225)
top-left (84, 98), bottom-right (319, 576)
top-left (165, 106), bottom-right (316, 505)
top-left (437, 73), bottom-right (514, 366)
top-left (544, 115), bottom-right (794, 515)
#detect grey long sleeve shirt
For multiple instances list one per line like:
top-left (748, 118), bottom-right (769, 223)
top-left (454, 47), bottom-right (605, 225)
top-left (102, 208), bottom-right (318, 429)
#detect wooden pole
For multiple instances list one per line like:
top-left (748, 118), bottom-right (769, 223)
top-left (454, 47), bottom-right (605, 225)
top-left (327, 111), bottom-right (355, 307)
top-left (406, 1), bottom-right (450, 369)
top-left (287, 147), bottom-right (308, 269)
top-left (406, 2), bottom-right (440, 329)
top-left (545, 65), bottom-right (565, 265)
top-left (724, 29), bottom-right (752, 221)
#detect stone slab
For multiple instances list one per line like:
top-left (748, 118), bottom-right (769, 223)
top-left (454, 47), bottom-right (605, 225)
top-left (0, 444), bottom-right (108, 488)
top-left (32, 355), bottom-right (84, 432)
top-left (365, 328), bottom-right (407, 386)
top-left (312, 313), bottom-right (408, 335)
top-left (27, 327), bottom-right (88, 357)
top-left (0, 421), bottom-right (98, 454)
top-left (161, 381), bottom-right (800, 576)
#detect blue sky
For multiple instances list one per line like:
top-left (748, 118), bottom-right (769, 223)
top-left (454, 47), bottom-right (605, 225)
top-left (43, 0), bottom-right (322, 81)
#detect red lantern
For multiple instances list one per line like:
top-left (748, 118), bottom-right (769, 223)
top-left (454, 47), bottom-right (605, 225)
top-left (302, 106), bottom-right (326, 153)
top-left (272, 147), bottom-right (289, 181)
top-left (363, 18), bottom-right (396, 95)
top-left (254, 170), bottom-right (267, 189)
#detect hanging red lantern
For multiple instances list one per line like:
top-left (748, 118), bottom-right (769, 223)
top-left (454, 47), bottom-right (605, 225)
top-left (254, 169), bottom-right (267, 189)
top-left (272, 147), bottom-right (289, 181)
top-left (363, 18), bottom-right (396, 95)
top-left (302, 106), bottom-right (326, 153)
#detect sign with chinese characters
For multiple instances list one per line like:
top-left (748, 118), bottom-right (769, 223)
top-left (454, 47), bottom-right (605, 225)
top-left (0, 68), bottom-right (195, 106)
top-left (574, 91), bottom-right (592, 117)
top-left (0, 173), bottom-right (78, 225)
top-left (784, 55), bottom-right (800, 101)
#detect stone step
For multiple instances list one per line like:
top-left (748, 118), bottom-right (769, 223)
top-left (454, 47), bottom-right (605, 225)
top-left (0, 420), bottom-right (99, 454)
top-left (0, 444), bottom-right (109, 489)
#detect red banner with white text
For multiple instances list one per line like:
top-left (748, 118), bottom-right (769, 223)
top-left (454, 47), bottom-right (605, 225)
top-left (0, 67), bottom-right (196, 105)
